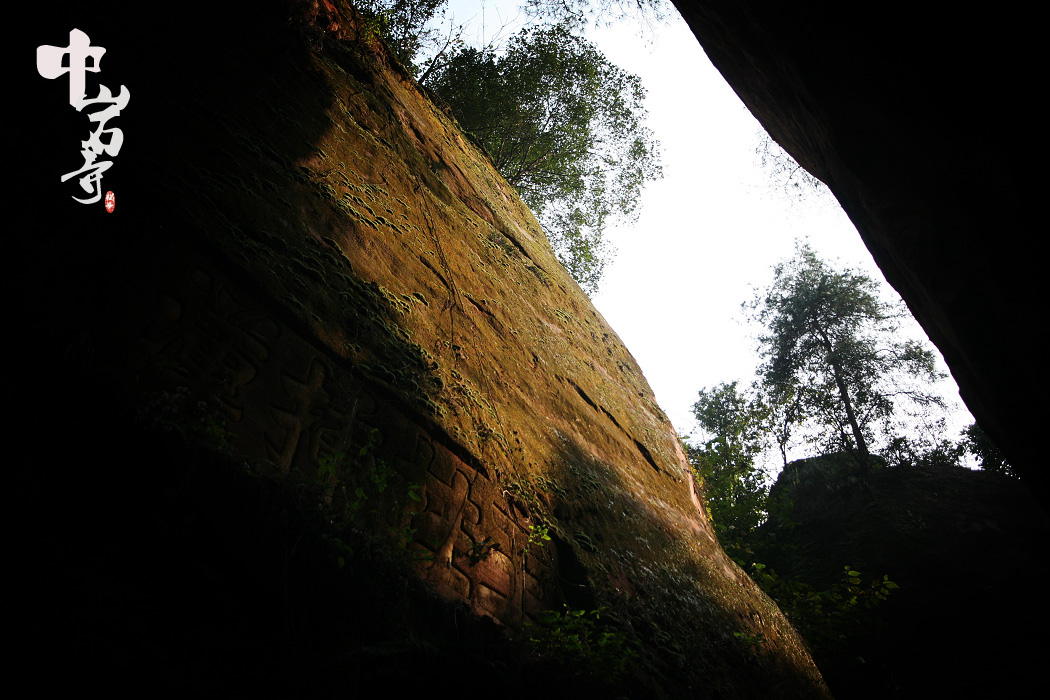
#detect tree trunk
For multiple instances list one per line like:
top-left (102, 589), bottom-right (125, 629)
top-left (818, 330), bottom-right (871, 471)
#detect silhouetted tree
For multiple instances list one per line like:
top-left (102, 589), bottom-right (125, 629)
top-left (748, 242), bottom-right (946, 471)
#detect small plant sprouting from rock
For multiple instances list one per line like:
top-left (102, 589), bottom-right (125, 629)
top-left (502, 477), bottom-right (557, 555)
top-left (523, 606), bottom-right (637, 681)
top-left (733, 630), bottom-right (767, 656)
top-left (136, 384), bottom-right (234, 452)
top-left (523, 521), bottom-right (552, 555)
top-left (464, 535), bottom-right (500, 565)
top-left (311, 427), bottom-right (423, 565)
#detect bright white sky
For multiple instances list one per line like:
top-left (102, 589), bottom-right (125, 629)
top-left (437, 1), bottom-right (974, 466)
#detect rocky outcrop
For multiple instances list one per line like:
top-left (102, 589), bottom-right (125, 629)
top-left (14, 1), bottom-right (827, 696)
top-left (760, 457), bottom-right (1050, 698)
top-left (673, 0), bottom-right (1042, 499)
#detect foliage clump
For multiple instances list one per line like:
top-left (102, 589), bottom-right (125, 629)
top-left (687, 381), bottom-right (773, 556)
top-left (523, 605), bottom-right (637, 681)
top-left (962, 422), bottom-right (1013, 476)
top-left (750, 562), bottom-right (898, 666)
top-left (354, 0), bottom-right (452, 69)
top-left (427, 22), bottom-right (660, 292)
top-left (310, 426), bottom-right (423, 565)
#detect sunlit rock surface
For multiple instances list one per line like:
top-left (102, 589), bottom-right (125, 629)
top-left (13, 1), bottom-right (828, 696)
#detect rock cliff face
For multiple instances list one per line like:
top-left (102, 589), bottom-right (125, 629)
top-left (673, 0), bottom-right (1042, 499)
top-left (15, 1), bottom-right (826, 696)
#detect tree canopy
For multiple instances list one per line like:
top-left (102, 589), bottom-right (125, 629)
top-left (426, 22), bottom-right (661, 292)
top-left (520, 0), bottom-right (670, 29)
top-left (353, 2), bottom-right (662, 293)
top-left (688, 381), bottom-right (771, 550)
top-left (355, 0), bottom-right (452, 70)
top-left (690, 245), bottom-right (1003, 548)
top-left (747, 242), bottom-right (946, 471)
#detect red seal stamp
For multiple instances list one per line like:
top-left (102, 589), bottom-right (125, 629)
top-left (105, 190), bottom-right (115, 213)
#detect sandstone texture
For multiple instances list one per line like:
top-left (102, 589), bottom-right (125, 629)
top-left (673, 0), bottom-right (1042, 499)
top-left (13, 1), bottom-right (828, 696)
